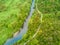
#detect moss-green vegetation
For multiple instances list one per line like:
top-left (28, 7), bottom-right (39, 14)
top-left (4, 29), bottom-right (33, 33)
top-left (15, 11), bottom-right (60, 45)
top-left (0, 0), bottom-right (60, 45)
top-left (0, 0), bottom-right (32, 45)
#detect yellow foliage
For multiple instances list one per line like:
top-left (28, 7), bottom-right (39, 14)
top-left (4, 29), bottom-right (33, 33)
top-left (29, 19), bottom-right (33, 24)
top-left (42, 20), bottom-right (44, 23)
top-left (38, 29), bottom-right (43, 35)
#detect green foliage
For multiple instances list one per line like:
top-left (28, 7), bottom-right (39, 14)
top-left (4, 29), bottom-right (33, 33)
top-left (36, 0), bottom-right (60, 13)
top-left (0, 0), bottom-right (60, 45)
top-left (0, 0), bottom-right (32, 45)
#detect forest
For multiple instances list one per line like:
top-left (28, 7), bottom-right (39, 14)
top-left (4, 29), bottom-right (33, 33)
top-left (0, 0), bottom-right (60, 45)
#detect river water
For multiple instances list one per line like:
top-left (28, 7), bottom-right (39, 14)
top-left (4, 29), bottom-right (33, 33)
top-left (4, 0), bottom-right (35, 45)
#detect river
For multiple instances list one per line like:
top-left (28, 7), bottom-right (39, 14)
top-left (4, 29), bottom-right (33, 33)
top-left (4, 0), bottom-right (35, 45)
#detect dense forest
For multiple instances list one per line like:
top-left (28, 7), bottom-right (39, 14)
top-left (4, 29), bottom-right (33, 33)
top-left (0, 0), bottom-right (60, 45)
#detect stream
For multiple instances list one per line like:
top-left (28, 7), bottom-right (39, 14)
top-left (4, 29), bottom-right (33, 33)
top-left (4, 0), bottom-right (35, 45)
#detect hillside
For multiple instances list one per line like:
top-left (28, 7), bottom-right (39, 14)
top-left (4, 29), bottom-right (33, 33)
top-left (0, 0), bottom-right (60, 45)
